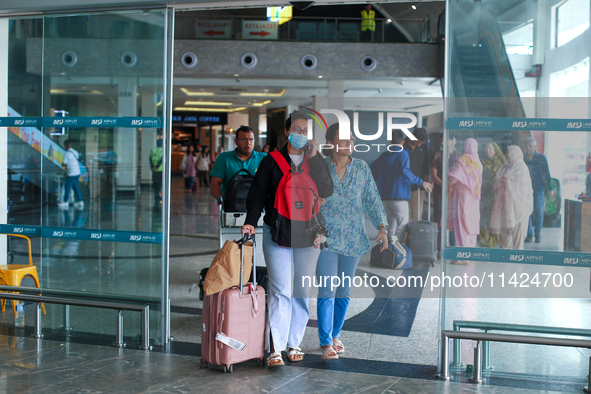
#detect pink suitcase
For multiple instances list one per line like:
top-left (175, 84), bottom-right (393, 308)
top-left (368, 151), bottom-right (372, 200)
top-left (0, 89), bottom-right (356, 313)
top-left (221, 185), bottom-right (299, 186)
top-left (201, 235), bottom-right (265, 372)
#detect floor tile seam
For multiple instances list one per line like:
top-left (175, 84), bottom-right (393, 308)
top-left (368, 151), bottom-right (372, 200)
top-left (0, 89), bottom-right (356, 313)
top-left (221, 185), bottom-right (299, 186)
top-left (268, 367), bottom-right (312, 393)
top-left (379, 377), bottom-right (402, 394)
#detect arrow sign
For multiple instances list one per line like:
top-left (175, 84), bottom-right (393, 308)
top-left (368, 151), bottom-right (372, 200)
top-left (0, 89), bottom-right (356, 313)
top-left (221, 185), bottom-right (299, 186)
top-left (249, 30), bottom-right (271, 37)
top-left (204, 30), bottom-right (225, 36)
top-left (195, 20), bottom-right (231, 38)
top-left (242, 21), bottom-right (277, 39)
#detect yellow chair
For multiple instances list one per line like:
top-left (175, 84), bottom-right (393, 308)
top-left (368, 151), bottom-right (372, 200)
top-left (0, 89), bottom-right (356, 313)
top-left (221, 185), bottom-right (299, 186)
top-left (1, 234), bottom-right (46, 315)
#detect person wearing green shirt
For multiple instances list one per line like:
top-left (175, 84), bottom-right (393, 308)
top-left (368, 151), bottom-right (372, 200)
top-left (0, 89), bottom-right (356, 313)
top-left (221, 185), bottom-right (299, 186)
top-left (210, 125), bottom-right (266, 202)
top-left (150, 138), bottom-right (164, 206)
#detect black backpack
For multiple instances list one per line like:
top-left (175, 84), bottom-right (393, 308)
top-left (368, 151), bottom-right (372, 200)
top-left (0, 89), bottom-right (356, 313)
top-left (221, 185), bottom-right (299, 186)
top-left (224, 168), bottom-right (254, 212)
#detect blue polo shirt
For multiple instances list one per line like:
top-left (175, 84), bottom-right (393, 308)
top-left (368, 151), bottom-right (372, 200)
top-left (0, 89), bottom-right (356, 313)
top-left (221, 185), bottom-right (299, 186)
top-left (210, 149), bottom-right (266, 195)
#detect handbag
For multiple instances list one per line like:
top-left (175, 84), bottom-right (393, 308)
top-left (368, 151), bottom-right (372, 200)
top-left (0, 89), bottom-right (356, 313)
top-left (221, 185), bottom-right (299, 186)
top-left (202, 238), bottom-right (253, 296)
top-left (369, 241), bottom-right (413, 269)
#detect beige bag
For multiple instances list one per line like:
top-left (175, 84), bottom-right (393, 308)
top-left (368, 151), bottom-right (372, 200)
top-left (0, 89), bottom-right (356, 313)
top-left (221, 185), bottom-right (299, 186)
top-left (203, 239), bottom-right (253, 296)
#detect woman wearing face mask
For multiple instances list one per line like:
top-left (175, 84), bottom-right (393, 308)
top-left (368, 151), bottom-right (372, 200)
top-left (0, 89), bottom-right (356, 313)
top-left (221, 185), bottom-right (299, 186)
top-left (242, 110), bottom-right (334, 367)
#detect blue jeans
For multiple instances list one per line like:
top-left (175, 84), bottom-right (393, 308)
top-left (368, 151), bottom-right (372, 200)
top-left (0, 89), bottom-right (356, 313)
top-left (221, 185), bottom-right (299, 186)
top-left (262, 224), bottom-right (320, 352)
top-left (527, 191), bottom-right (545, 237)
top-left (63, 175), bottom-right (82, 203)
top-left (316, 251), bottom-right (361, 347)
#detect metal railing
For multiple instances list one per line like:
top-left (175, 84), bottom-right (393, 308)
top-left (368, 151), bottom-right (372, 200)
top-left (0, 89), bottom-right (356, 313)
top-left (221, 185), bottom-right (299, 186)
top-left (451, 320), bottom-right (591, 371)
top-left (0, 284), bottom-right (151, 350)
top-left (439, 329), bottom-right (591, 391)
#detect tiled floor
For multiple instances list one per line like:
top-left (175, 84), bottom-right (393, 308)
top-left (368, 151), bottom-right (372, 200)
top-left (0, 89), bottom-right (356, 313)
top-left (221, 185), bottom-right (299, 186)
top-left (5, 177), bottom-right (591, 393)
top-left (0, 337), bottom-right (575, 394)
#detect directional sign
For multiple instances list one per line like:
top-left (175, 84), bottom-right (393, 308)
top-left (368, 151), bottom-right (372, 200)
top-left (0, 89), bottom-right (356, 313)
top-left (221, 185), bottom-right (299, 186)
top-left (195, 20), bottom-right (232, 39)
top-left (242, 21), bottom-right (278, 40)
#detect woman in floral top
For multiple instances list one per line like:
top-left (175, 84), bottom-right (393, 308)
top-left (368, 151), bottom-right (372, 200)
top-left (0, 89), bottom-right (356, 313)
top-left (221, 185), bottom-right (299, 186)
top-left (317, 124), bottom-right (388, 360)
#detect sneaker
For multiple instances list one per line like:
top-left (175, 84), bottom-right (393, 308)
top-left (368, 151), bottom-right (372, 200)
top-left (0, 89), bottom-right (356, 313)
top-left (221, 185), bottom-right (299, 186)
top-left (57, 202), bottom-right (69, 209)
top-left (524, 235), bottom-right (533, 243)
top-left (73, 201), bottom-right (84, 210)
top-left (535, 234), bottom-right (541, 243)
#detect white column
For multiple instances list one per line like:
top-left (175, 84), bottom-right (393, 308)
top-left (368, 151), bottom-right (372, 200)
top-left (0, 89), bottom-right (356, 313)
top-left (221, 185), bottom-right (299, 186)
top-left (0, 19), bottom-right (8, 256)
top-left (248, 108), bottom-right (260, 134)
top-left (115, 78), bottom-right (138, 192)
top-left (141, 89), bottom-right (157, 185)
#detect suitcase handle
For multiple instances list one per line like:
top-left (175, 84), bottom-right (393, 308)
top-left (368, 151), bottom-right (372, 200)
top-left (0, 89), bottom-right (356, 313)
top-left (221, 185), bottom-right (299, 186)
top-left (417, 188), bottom-right (432, 222)
top-left (239, 234), bottom-right (257, 295)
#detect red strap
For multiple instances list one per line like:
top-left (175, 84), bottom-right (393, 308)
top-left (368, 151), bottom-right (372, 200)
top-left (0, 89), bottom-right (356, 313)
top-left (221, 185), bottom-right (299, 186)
top-left (270, 151), bottom-right (291, 175)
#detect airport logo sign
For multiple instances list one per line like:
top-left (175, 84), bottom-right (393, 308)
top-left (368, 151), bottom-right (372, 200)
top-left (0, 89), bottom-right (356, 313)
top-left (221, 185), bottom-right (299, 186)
top-left (509, 254), bottom-right (525, 261)
top-left (512, 121), bottom-right (528, 128)
top-left (456, 251), bottom-right (471, 259)
top-left (567, 122), bottom-right (583, 129)
top-left (564, 257), bottom-right (579, 265)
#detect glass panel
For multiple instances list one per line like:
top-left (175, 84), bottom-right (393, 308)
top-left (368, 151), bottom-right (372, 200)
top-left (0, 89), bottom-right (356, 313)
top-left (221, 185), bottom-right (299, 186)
top-left (444, 0), bottom-right (591, 382)
top-left (2, 9), bottom-right (169, 346)
top-left (556, 0), bottom-right (590, 47)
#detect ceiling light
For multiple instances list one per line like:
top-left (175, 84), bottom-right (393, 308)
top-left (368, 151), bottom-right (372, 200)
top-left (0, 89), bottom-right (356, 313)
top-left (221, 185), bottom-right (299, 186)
top-left (181, 88), bottom-right (215, 96)
top-left (252, 100), bottom-right (272, 107)
top-left (318, 75), bottom-right (323, 78)
top-left (184, 100), bottom-right (233, 106)
top-left (234, 74), bottom-right (239, 77)
top-left (411, 5), bottom-right (416, 9)
top-left (174, 107), bottom-right (247, 113)
top-left (387, 19), bottom-right (392, 23)
top-left (239, 89), bottom-right (286, 97)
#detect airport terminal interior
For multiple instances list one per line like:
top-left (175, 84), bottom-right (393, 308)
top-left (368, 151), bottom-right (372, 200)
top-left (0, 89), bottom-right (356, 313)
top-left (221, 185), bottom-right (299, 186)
top-left (1, 0), bottom-right (591, 392)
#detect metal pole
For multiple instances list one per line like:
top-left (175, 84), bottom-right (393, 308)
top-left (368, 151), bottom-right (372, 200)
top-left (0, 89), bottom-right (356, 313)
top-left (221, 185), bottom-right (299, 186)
top-left (584, 356), bottom-right (591, 393)
top-left (483, 339), bottom-right (491, 370)
top-left (34, 302), bottom-right (43, 339)
top-left (469, 341), bottom-right (484, 383)
top-left (63, 304), bottom-right (72, 331)
top-left (438, 333), bottom-right (450, 380)
top-left (452, 337), bottom-right (462, 368)
top-left (141, 305), bottom-right (151, 350)
top-left (114, 310), bottom-right (124, 348)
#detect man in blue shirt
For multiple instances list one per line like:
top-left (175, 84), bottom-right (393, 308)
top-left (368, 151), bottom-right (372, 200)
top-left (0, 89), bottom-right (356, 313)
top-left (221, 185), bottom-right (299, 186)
top-left (523, 137), bottom-right (555, 243)
top-left (210, 125), bottom-right (266, 201)
top-left (371, 130), bottom-right (433, 243)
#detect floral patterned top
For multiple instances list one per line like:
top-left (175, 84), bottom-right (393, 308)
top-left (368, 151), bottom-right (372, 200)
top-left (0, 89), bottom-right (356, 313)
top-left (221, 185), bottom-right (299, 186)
top-left (320, 156), bottom-right (387, 257)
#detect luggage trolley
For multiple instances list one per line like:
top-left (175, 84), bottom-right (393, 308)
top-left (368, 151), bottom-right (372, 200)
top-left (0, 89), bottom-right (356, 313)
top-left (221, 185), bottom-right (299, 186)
top-left (217, 199), bottom-right (265, 266)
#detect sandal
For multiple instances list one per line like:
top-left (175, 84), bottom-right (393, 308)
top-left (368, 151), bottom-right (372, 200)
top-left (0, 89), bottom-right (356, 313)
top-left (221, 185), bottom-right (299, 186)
top-left (267, 351), bottom-right (284, 367)
top-left (321, 345), bottom-right (338, 360)
top-left (332, 338), bottom-right (345, 354)
top-left (287, 347), bottom-right (304, 362)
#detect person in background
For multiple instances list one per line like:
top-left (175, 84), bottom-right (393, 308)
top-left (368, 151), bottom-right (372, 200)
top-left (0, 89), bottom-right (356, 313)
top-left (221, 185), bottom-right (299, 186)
top-left (263, 145), bottom-right (270, 153)
top-left (180, 145), bottom-right (197, 193)
top-left (210, 126), bottom-right (266, 202)
top-left (360, 4), bottom-right (375, 41)
top-left (478, 142), bottom-right (506, 248)
top-left (447, 138), bottom-right (482, 263)
top-left (241, 111), bottom-right (333, 367)
top-left (523, 137), bottom-right (554, 243)
top-left (404, 127), bottom-right (431, 222)
top-left (149, 138), bottom-right (164, 206)
top-left (58, 139), bottom-right (84, 209)
top-left (196, 146), bottom-right (211, 187)
top-left (212, 146), bottom-right (224, 164)
top-left (371, 130), bottom-right (433, 243)
top-left (317, 124), bottom-right (387, 360)
top-left (431, 131), bottom-right (460, 250)
top-left (491, 145), bottom-right (533, 250)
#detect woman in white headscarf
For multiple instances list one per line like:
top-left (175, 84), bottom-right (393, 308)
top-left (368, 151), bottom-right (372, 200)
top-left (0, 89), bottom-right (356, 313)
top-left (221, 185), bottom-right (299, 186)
top-left (490, 145), bottom-right (533, 250)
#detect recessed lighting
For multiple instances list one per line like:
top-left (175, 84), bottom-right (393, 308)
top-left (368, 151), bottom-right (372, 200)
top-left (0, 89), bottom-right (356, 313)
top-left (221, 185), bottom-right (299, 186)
top-left (234, 74), bottom-right (239, 77)
top-left (411, 5), bottom-right (416, 9)
top-left (318, 75), bottom-right (323, 78)
top-left (239, 89), bottom-right (286, 97)
top-left (184, 101), bottom-right (234, 106)
top-left (252, 100), bottom-right (272, 107)
top-left (181, 88), bottom-right (215, 96)
top-left (174, 107), bottom-right (247, 112)
top-left (387, 19), bottom-right (392, 23)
